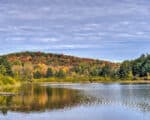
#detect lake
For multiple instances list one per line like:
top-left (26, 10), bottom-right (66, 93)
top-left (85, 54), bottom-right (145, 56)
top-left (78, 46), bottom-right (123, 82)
top-left (0, 83), bottom-right (150, 120)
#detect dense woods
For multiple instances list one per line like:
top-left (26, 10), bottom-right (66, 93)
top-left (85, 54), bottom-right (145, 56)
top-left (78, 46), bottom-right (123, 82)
top-left (0, 52), bottom-right (150, 84)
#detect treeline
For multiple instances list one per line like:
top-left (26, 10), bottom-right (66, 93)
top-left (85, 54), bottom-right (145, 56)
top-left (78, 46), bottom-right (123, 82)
top-left (0, 57), bottom-right (16, 85)
top-left (118, 54), bottom-right (150, 80)
top-left (0, 52), bottom-right (150, 83)
top-left (10, 60), bottom-right (117, 81)
top-left (6, 51), bottom-right (109, 66)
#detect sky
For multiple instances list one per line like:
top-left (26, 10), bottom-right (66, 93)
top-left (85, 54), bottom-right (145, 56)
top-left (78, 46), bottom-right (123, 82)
top-left (0, 0), bottom-right (150, 61)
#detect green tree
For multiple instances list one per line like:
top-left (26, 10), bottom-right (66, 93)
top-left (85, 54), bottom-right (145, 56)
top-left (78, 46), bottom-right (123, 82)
top-left (56, 69), bottom-right (66, 78)
top-left (99, 64), bottom-right (112, 77)
top-left (46, 68), bottom-right (53, 78)
top-left (0, 65), bottom-right (6, 75)
top-left (0, 57), bottom-right (13, 76)
top-left (144, 60), bottom-right (150, 75)
top-left (89, 66), bottom-right (100, 76)
top-left (132, 54), bottom-right (149, 77)
top-left (132, 63), bottom-right (141, 77)
top-left (34, 71), bottom-right (42, 79)
top-left (118, 61), bottom-right (133, 79)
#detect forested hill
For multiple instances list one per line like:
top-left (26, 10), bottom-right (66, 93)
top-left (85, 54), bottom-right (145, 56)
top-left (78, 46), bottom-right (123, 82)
top-left (0, 51), bottom-right (150, 82)
top-left (0, 51), bottom-right (119, 82)
top-left (4, 51), bottom-right (117, 67)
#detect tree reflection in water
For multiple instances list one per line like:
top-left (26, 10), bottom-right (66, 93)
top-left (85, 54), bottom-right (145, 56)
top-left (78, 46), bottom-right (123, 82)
top-left (0, 84), bottom-right (150, 115)
top-left (0, 84), bottom-right (91, 114)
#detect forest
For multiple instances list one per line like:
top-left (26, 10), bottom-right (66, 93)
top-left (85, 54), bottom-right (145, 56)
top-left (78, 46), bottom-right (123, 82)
top-left (0, 51), bottom-right (150, 85)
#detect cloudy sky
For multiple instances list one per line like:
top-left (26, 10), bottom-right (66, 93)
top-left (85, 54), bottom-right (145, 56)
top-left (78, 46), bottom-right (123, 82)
top-left (0, 0), bottom-right (150, 61)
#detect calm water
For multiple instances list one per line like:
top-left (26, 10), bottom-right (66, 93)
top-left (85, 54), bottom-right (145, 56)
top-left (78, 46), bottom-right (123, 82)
top-left (0, 83), bottom-right (150, 120)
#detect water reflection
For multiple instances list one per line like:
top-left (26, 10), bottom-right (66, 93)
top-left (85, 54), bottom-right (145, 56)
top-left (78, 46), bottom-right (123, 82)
top-left (82, 84), bottom-right (150, 112)
top-left (0, 83), bottom-right (150, 117)
top-left (0, 84), bottom-right (91, 114)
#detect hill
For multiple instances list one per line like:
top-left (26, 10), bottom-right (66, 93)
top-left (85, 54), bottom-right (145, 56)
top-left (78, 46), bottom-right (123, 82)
top-left (4, 51), bottom-right (118, 67)
top-left (0, 51), bottom-right (119, 82)
top-left (0, 51), bottom-right (150, 83)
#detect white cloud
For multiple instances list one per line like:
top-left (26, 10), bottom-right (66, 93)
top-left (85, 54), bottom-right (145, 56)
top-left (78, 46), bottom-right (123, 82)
top-left (37, 38), bottom-right (60, 42)
top-left (48, 44), bottom-right (100, 49)
top-left (0, 0), bottom-right (150, 60)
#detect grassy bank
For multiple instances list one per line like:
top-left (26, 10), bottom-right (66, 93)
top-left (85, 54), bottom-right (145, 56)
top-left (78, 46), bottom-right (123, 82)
top-left (1, 75), bottom-right (150, 89)
top-left (33, 76), bottom-right (111, 83)
top-left (33, 76), bottom-right (150, 84)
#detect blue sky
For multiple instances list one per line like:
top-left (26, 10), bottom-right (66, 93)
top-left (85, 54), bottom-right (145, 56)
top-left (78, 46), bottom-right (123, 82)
top-left (0, 0), bottom-right (150, 61)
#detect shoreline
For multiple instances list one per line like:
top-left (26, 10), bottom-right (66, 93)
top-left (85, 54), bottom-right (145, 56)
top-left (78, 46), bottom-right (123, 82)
top-left (1, 79), bottom-right (150, 90)
top-left (33, 80), bottom-right (150, 84)
top-left (0, 82), bottom-right (21, 90)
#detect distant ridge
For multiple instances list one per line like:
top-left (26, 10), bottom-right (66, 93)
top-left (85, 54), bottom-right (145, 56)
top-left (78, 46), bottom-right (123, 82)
top-left (3, 51), bottom-right (118, 67)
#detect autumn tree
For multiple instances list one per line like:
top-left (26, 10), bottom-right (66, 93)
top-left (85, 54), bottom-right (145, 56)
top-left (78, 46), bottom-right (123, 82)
top-left (21, 63), bottom-right (33, 82)
top-left (12, 65), bottom-right (23, 79)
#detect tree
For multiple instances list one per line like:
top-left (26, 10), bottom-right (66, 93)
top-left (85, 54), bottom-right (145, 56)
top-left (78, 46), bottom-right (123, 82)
top-left (12, 65), bottom-right (23, 79)
top-left (34, 63), bottom-right (47, 77)
top-left (144, 60), bottom-right (150, 76)
top-left (46, 68), bottom-right (53, 78)
top-left (118, 61), bottom-right (133, 79)
top-left (56, 69), bottom-right (66, 78)
top-left (131, 54), bottom-right (150, 77)
top-left (0, 57), bottom-right (13, 76)
top-left (34, 71), bottom-right (42, 79)
top-left (99, 64), bottom-right (112, 77)
top-left (89, 66), bottom-right (100, 76)
top-left (21, 63), bottom-right (33, 82)
top-left (13, 60), bottom-right (22, 65)
top-left (0, 65), bottom-right (6, 75)
top-left (132, 63), bottom-right (141, 77)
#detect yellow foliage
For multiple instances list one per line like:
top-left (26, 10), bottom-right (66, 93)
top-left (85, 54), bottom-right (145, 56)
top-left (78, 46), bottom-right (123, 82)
top-left (35, 63), bottom-right (47, 75)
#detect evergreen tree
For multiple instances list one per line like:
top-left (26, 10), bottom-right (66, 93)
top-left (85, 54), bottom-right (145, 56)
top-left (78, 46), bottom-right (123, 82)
top-left (99, 64), bottom-right (111, 77)
top-left (34, 71), bottom-right (42, 79)
top-left (46, 68), bottom-right (53, 78)
top-left (118, 61), bottom-right (133, 79)
top-left (56, 69), bottom-right (65, 78)
top-left (0, 57), bottom-right (13, 76)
